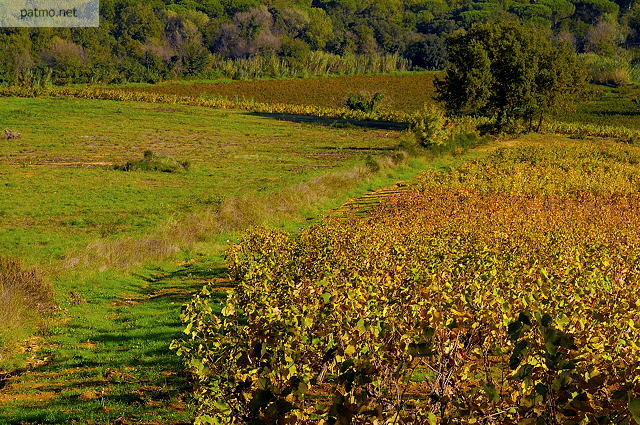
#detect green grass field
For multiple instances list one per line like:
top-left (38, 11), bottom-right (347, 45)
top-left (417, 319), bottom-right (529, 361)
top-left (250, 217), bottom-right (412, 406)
top-left (0, 96), bottom-right (402, 263)
top-left (0, 260), bottom-right (215, 425)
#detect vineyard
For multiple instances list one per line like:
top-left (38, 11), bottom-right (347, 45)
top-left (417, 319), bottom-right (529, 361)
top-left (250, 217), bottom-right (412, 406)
top-left (126, 73), bottom-right (438, 112)
top-left (177, 138), bottom-right (640, 424)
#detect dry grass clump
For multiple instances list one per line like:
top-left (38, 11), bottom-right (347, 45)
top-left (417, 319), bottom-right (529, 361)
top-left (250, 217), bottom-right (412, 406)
top-left (0, 257), bottom-right (53, 359)
top-left (3, 129), bottom-right (21, 140)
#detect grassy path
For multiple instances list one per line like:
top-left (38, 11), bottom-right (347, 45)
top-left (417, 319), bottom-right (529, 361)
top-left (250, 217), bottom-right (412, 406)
top-left (0, 257), bottom-right (230, 425)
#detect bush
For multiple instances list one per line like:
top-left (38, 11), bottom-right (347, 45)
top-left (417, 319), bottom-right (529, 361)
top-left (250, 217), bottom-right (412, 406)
top-left (410, 104), bottom-right (449, 147)
top-left (581, 53), bottom-right (631, 86)
top-left (114, 150), bottom-right (190, 172)
top-left (345, 92), bottom-right (384, 113)
top-left (409, 106), bottom-right (487, 153)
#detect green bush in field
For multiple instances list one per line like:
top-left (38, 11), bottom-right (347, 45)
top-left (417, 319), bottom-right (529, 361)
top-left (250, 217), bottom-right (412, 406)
top-left (114, 150), bottom-right (190, 173)
top-left (345, 92), bottom-right (384, 114)
top-left (410, 105), bottom-right (485, 152)
top-left (410, 104), bottom-right (449, 147)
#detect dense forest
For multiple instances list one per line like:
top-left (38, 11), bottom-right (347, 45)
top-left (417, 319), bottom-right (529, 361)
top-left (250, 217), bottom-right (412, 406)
top-left (0, 0), bottom-right (639, 85)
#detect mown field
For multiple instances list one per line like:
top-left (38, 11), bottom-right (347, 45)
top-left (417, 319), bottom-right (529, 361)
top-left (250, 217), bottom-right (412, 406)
top-left (180, 135), bottom-right (640, 424)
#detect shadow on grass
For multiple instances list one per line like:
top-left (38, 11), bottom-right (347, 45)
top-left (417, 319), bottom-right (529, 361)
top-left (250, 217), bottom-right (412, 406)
top-left (0, 259), bottom-right (229, 425)
top-left (134, 264), bottom-right (229, 283)
top-left (248, 111), bottom-right (408, 131)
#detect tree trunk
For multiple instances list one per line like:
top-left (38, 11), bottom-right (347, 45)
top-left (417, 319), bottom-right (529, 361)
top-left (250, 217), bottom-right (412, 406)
top-left (536, 110), bottom-right (544, 132)
top-left (496, 109), bottom-right (505, 131)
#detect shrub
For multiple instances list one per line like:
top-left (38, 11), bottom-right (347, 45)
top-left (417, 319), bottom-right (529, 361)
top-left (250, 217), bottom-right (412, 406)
top-left (581, 53), bottom-right (631, 86)
top-left (409, 104), bottom-right (449, 147)
top-left (345, 92), bottom-right (384, 114)
top-left (409, 106), bottom-right (487, 153)
top-left (114, 150), bottom-right (190, 172)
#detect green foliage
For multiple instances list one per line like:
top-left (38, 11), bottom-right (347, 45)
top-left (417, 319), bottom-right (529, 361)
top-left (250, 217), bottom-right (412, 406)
top-left (0, 0), bottom-right (637, 85)
top-left (581, 53), bottom-right (631, 86)
top-left (408, 104), bottom-right (485, 153)
top-left (436, 20), bottom-right (590, 132)
top-left (404, 34), bottom-right (448, 70)
top-left (345, 92), bottom-right (384, 113)
top-left (573, 0), bottom-right (619, 24)
top-left (410, 104), bottom-right (449, 146)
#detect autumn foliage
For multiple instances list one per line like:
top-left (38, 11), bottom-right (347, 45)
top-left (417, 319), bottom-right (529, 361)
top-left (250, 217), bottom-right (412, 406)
top-left (175, 141), bottom-right (640, 424)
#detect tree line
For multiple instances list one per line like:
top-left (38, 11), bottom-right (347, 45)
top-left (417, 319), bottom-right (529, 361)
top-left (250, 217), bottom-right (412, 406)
top-left (1, 0), bottom-right (639, 85)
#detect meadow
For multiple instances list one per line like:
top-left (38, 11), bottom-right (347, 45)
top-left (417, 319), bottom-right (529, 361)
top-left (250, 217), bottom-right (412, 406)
top-left (0, 96), bottom-right (402, 264)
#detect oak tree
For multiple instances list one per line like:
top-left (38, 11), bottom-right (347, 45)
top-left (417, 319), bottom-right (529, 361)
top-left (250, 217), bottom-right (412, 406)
top-left (435, 20), bottom-right (589, 132)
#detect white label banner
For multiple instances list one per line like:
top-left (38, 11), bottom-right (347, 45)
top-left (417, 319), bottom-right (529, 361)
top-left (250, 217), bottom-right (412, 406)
top-left (0, 0), bottom-right (99, 27)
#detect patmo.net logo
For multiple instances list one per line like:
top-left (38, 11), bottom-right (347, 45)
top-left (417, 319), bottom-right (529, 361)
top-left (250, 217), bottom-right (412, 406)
top-left (0, 0), bottom-right (99, 27)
